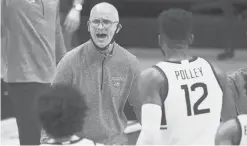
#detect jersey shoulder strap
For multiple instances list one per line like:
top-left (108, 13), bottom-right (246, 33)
top-left (152, 62), bottom-right (169, 103)
top-left (198, 57), bottom-right (224, 92)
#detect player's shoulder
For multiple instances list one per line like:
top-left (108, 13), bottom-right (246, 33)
top-left (207, 60), bottom-right (223, 73)
top-left (140, 67), bottom-right (165, 85)
top-left (202, 59), bottom-right (226, 80)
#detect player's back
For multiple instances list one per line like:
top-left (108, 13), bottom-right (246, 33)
top-left (155, 57), bottom-right (223, 145)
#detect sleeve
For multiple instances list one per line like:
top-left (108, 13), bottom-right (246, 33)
top-left (128, 68), bottom-right (141, 107)
top-left (55, 1), bottom-right (67, 64)
top-left (51, 55), bottom-right (73, 86)
top-left (127, 58), bottom-right (143, 122)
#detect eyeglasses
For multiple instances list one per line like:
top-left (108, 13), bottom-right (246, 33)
top-left (89, 18), bottom-right (119, 29)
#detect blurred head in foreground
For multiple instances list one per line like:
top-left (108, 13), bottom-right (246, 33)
top-left (37, 85), bottom-right (88, 139)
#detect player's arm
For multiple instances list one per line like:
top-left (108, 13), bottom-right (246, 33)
top-left (215, 118), bottom-right (241, 145)
top-left (211, 64), bottom-right (238, 122)
top-left (136, 67), bottom-right (164, 145)
top-left (55, 1), bottom-right (67, 65)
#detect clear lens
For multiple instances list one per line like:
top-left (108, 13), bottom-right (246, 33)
top-left (90, 19), bottom-right (118, 29)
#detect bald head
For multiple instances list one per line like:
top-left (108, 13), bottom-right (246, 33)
top-left (89, 2), bottom-right (119, 22)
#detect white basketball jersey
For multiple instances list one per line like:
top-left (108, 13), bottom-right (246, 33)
top-left (155, 57), bottom-right (223, 145)
top-left (238, 115), bottom-right (247, 145)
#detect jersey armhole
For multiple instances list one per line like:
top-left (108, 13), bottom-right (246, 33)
top-left (207, 62), bottom-right (224, 92)
top-left (208, 61), bottom-right (241, 116)
top-left (152, 65), bottom-right (169, 102)
top-left (152, 65), bottom-right (169, 129)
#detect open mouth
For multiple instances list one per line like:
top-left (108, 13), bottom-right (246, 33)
top-left (96, 33), bottom-right (108, 40)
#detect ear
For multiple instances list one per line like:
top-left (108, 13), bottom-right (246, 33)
top-left (116, 24), bottom-right (122, 33)
top-left (87, 21), bottom-right (90, 32)
top-left (189, 34), bottom-right (194, 45)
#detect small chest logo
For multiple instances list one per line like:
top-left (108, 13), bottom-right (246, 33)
top-left (110, 76), bottom-right (126, 97)
top-left (112, 77), bottom-right (124, 88)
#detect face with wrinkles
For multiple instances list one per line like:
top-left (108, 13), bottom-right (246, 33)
top-left (88, 3), bottom-right (121, 49)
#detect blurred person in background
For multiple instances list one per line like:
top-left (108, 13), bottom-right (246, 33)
top-left (60, 0), bottom-right (84, 51)
top-left (1, 0), bottom-right (66, 145)
top-left (191, 0), bottom-right (238, 60)
top-left (216, 0), bottom-right (236, 60)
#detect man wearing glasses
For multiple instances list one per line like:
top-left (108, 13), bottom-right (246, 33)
top-left (42, 2), bottom-right (143, 145)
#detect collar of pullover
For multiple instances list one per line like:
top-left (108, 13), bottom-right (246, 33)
top-left (90, 40), bottom-right (116, 57)
top-left (86, 40), bottom-right (117, 64)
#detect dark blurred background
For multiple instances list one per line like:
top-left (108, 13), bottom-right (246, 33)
top-left (74, 0), bottom-right (247, 49)
top-left (2, 0), bottom-right (247, 121)
top-left (62, 0), bottom-right (247, 121)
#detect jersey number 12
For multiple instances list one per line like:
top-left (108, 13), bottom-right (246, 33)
top-left (181, 83), bottom-right (210, 116)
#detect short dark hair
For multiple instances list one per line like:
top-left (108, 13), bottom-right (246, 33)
top-left (158, 8), bottom-right (193, 41)
top-left (37, 85), bottom-right (88, 139)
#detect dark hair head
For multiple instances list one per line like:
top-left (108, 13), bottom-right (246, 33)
top-left (37, 84), bottom-right (88, 139)
top-left (158, 8), bottom-right (193, 42)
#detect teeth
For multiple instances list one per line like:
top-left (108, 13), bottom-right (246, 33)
top-left (96, 34), bottom-right (107, 38)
